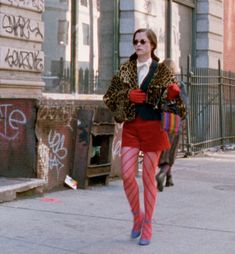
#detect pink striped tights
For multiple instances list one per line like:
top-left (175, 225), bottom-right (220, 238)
top-left (121, 146), bottom-right (161, 244)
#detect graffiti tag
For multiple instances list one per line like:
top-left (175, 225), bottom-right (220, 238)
top-left (112, 123), bottom-right (123, 159)
top-left (1, 0), bottom-right (44, 12)
top-left (48, 130), bottom-right (68, 172)
top-left (0, 104), bottom-right (27, 140)
top-left (2, 14), bottom-right (43, 41)
top-left (4, 47), bottom-right (44, 72)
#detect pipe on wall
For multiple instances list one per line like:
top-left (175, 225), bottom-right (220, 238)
top-left (166, 0), bottom-right (172, 58)
top-left (71, 0), bottom-right (77, 93)
top-left (113, 0), bottom-right (120, 74)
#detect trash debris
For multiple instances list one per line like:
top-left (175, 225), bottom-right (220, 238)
top-left (64, 175), bottom-right (77, 190)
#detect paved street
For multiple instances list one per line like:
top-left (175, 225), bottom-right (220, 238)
top-left (0, 150), bottom-right (235, 254)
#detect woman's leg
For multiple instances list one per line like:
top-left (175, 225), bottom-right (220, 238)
top-left (166, 166), bottom-right (174, 186)
top-left (165, 134), bottom-right (180, 187)
top-left (140, 151), bottom-right (161, 245)
top-left (121, 146), bottom-right (143, 238)
top-left (156, 163), bottom-right (171, 191)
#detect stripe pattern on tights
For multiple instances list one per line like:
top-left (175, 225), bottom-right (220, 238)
top-left (121, 147), bottom-right (140, 215)
top-left (141, 151), bottom-right (160, 240)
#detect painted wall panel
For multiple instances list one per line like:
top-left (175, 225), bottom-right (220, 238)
top-left (36, 103), bottom-right (76, 190)
top-left (0, 99), bottom-right (37, 178)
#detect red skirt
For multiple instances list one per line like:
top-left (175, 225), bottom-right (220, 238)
top-left (122, 117), bottom-right (170, 153)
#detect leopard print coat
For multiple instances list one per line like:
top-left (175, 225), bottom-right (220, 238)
top-left (103, 59), bottom-right (186, 123)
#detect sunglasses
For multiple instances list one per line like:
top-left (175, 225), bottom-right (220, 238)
top-left (133, 39), bottom-right (149, 45)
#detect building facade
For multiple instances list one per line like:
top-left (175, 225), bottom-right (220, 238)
top-left (0, 0), bottom-right (230, 98)
top-left (40, 0), bottom-right (227, 95)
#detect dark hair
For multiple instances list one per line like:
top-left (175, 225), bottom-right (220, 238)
top-left (130, 28), bottom-right (159, 62)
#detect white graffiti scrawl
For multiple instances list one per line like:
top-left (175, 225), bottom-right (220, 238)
top-left (0, 104), bottom-right (27, 140)
top-left (0, 0), bottom-right (45, 12)
top-left (48, 130), bottom-right (68, 173)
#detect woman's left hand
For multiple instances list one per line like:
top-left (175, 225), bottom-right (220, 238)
top-left (167, 83), bottom-right (180, 100)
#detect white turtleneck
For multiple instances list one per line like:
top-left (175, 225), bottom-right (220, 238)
top-left (137, 58), bottom-right (152, 86)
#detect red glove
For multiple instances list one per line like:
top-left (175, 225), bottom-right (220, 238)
top-left (129, 89), bottom-right (146, 103)
top-left (167, 83), bottom-right (180, 100)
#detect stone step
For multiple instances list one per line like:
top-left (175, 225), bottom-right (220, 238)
top-left (0, 177), bottom-right (46, 203)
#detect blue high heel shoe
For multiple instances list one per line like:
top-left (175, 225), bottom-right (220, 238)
top-left (138, 220), bottom-right (152, 245)
top-left (139, 238), bottom-right (150, 246)
top-left (131, 229), bottom-right (141, 238)
top-left (130, 212), bottom-right (144, 239)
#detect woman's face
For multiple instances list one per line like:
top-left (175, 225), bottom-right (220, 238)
top-left (133, 32), bottom-right (153, 60)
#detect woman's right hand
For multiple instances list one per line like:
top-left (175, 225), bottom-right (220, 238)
top-left (129, 89), bottom-right (146, 103)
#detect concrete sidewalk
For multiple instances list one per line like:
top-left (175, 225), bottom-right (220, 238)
top-left (0, 150), bottom-right (235, 254)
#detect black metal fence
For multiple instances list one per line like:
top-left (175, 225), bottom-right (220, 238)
top-left (180, 58), bottom-right (235, 155)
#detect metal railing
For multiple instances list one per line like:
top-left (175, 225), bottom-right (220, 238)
top-left (180, 58), bottom-right (235, 155)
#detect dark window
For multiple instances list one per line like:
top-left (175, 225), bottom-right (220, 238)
top-left (42, 0), bottom-right (117, 94)
top-left (58, 20), bottom-right (69, 45)
top-left (81, 0), bottom-right (88, 7)
top-left (173, 0), bottom-right (195, 8)
top-left (82, 23), bottom-right (90, 45)
top-left (96, 0), bottom-right (100, 11)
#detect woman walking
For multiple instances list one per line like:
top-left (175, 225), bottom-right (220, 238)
top-left (103, 28), bottom-right (186, 246)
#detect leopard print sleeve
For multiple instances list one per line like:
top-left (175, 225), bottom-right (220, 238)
top-left (145, 62), bottom-right (187, 119)
top-left (103, 73), bottom-right (135, 123)
top-left (146, 62), bottom-right (176, 107)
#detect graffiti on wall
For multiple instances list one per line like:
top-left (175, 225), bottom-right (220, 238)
top-left (112, 123), bottom-right (123, 160)
top-left (0, 103), bottom-right (27, 141)
top-left (48, 129), bottom-right (68, 174)
top-left (37, 105), bottom-right (74, 129)
top-left (0, 99), bottom-right (37, 178)
top-left (38, 142), bottom-right (49, 181)
top-left (0, 46), bottom-right (44, 72)
top-left (1, 13), bottom-right (44, 41)
top-left (110, 123), bottom-right (123, 176)
top-left (36, 128), bottom-right (68, 184)
top-left (0, 0), bottom-right (44, 12)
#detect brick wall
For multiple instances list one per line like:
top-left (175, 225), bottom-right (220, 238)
top-left (224, 0), bottom-right (235, 72)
